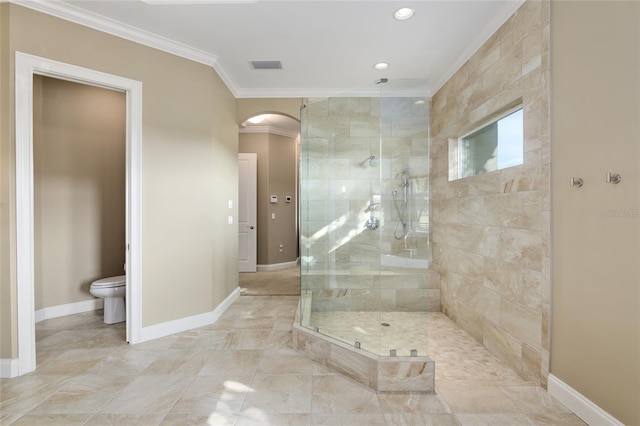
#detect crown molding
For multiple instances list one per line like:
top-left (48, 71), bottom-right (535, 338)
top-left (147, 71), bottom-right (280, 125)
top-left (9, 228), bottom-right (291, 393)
top-left (210, 61), bottom-right (239, 96)
top-left (239, 125), bottom-right (299, 139)
top-left (234, 87), bottom-right (353, 99)
top-left (11, 0), bottom-right (239, 96)
top-left (141, 0), bottom-right (258, 3)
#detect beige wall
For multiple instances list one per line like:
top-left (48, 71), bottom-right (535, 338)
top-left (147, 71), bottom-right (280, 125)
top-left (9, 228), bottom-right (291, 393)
top-left (1, 3), bottom-right (239, 357)
top-left (33, 76), bottom-right (126, 309)
top-left (268, 132), bottom-right (298, 264)
top-left (550, 2), bottom-right (640, 424)
top-left (0, 3), bottom-right (15, 359)
top-left (239, 131), bottom-right (298, 266)
top-left (430, 0), bottom-right (550, 385)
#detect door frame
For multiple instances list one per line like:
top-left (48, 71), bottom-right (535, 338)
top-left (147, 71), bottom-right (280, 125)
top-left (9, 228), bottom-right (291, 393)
top-left (15, 52), bottom-right (143, 375)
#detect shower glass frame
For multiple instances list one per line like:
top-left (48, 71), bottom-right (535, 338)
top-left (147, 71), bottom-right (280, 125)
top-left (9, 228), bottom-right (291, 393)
top-left (299, 80), bottom-right (431, 358)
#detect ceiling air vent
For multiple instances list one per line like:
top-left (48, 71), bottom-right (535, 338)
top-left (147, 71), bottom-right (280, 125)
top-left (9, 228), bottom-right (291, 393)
top-left (250, 61), bottom-right (282, 70)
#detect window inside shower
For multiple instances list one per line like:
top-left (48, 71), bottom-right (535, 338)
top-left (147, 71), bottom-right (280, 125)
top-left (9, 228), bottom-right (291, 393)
top-left (299, 80), bottom-right (433, 358)
top-left (449, 102), bottom-right (524, 181)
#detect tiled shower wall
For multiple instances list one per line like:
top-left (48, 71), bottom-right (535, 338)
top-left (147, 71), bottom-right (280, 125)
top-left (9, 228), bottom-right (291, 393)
top-left (430, 0), bottom-right (550, 385)
top-left (301, 96), bottom-right (438, 314)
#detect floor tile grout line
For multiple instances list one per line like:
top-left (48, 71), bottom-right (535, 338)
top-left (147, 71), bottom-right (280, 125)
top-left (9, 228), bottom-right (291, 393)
top-left (154, 374), bottom-right (199, 424)
top-left (3, 284), bottom-right (584, 425)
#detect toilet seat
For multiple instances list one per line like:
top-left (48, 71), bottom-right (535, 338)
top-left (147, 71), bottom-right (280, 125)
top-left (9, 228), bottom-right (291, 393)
top-left (90, 275), bottom-right (126, 288)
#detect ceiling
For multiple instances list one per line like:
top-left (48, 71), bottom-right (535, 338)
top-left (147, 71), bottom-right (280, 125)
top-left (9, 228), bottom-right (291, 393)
top-left (19, 0), bottom-right (525, 99)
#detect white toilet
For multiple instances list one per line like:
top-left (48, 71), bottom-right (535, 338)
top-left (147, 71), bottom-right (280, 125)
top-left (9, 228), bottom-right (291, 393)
top-left (90, 275), bottom-right (126, 324)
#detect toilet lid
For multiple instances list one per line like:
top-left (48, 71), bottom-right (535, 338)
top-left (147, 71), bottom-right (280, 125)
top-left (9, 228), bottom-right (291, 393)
top-left (91, 275), bottom-right (126, 288)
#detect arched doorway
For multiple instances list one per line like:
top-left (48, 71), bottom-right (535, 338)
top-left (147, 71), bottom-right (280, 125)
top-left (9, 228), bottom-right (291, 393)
top-left (238, 113), bottom-right (300, 274)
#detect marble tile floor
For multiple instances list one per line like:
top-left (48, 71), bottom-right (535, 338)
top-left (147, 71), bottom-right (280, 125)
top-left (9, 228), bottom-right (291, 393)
top-left (239, 268), bottom-right (300, 296)
top-left (0, 295), bottom-right (585, 426)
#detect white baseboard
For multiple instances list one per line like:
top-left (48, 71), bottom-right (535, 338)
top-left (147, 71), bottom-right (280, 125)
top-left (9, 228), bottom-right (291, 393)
top-left (547, 374), bottom-right (623, 426)
top-left (0, 358), bottom-right (19, 378)
top-left (139, 287), bottom-right (240, 343)
top-left (35, 299), bottom-right (104, 323)
top-left (257, 259), bottom-right (299, 272)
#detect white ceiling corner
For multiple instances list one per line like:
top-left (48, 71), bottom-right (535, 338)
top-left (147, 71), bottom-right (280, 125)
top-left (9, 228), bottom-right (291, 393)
top-left (12, 0), bottom-right (526, 99)
top-left (13, 1), bottom-right (218, 66)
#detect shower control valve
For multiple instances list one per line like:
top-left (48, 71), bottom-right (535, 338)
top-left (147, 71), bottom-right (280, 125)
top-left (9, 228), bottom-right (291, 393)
top-left (365, 217), bottom-right (379, 230)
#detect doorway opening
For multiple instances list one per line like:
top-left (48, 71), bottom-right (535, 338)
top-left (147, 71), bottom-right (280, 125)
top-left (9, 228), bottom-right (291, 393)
top-left (14, 52), bottom-right (143, 376)
top-left (33, 75), bottom-right (126, 327)
top-left (238, 113), bottom-right (300, 295)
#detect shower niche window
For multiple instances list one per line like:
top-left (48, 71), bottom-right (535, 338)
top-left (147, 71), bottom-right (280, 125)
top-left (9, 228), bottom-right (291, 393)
top-left (449, 101), bottom-right (524, 180)
top-left (298, 79), bottom-right (437, 370)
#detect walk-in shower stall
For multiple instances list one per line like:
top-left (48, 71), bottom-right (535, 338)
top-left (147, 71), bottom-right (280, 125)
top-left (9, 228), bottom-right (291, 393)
top-left (295, 80), bottom-right (437, 392)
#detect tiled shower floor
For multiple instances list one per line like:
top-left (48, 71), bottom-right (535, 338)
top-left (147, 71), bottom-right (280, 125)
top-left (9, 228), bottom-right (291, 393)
top-left (309, 311), bottom-right (526, 384)
top-left (309, 311), bottom-right (429, 357)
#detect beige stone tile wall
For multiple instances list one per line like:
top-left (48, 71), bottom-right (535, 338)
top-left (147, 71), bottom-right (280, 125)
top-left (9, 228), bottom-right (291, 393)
top-left (429, 0), bottom-right (550, 385)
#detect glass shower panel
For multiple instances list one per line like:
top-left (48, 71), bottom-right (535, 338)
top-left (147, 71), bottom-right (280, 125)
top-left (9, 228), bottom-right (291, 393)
top-left (300, 80), bottom-right (430, 358)
top-left (379, 80), bottom-right (431, 357)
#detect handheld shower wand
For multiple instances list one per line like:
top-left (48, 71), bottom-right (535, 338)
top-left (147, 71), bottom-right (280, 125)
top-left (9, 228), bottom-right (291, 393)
top-left (392, 172), bottom-right (412, 240)
top-left (392, 190), bottom-right (407, 240)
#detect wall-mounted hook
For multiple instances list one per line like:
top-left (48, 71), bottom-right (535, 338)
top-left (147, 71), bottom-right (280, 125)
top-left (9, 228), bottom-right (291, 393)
top-left (606, 172), bottom-right (621, 184)
top-left (570, 177), bottom-right (583, 188)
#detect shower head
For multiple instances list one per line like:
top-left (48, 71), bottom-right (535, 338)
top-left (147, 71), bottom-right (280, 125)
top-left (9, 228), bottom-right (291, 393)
top-left (361, 155), bottom-right (379, 167)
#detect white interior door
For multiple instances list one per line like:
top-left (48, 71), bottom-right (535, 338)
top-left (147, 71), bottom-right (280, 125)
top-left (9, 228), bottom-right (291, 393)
top-left (238, 153), bottom-right (257, 272)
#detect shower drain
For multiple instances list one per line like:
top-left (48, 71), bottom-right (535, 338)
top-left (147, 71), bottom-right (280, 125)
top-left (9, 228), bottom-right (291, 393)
top-left (380, 322), bottom-right (390, 327)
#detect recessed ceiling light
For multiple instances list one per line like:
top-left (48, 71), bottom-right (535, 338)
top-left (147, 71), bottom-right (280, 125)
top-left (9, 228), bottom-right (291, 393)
top-left (394, 7), bottom-right (415, 21)
top-left (374, 62), bottom-right (389, 70)
top-left (414, 99), bottom-right (426, 105)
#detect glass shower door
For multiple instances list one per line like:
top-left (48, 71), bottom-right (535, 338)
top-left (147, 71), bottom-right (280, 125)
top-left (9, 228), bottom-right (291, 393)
top-left (299, 91), bottom-right (384, 354)
top-left (300, 79), bottom-right (430, 358)
top-left (378, 79), bottom-right (431, 357)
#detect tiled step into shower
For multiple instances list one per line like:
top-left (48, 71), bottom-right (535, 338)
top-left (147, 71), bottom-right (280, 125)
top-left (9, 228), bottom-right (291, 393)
top-left (293, 296), bottom-right (435, 393)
